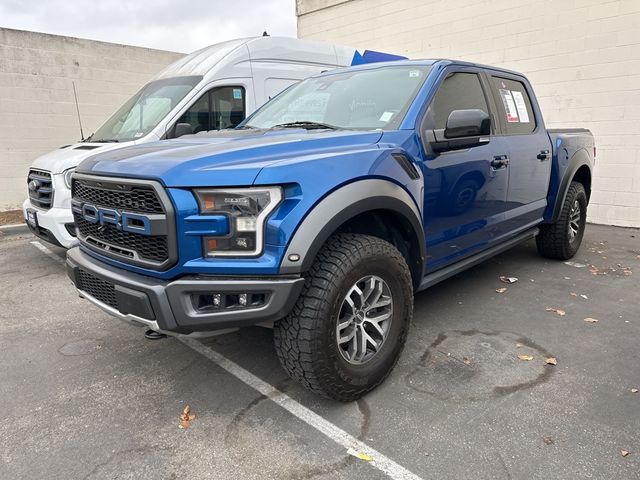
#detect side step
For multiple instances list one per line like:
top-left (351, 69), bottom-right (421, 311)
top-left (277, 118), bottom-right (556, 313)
top-left (417, 228), bottom-right (538, 292)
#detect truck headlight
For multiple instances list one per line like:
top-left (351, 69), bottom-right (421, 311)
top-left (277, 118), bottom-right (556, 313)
top-left (194, 187), bottom-right (282, 257)
top-left (63, 168), bottom-right (75, 189)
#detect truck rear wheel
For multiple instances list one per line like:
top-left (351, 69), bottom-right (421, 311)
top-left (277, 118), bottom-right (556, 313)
top-left (536, 181), bottom-right (587, 260)
top-left (274, 233), bottom-right (413, 401)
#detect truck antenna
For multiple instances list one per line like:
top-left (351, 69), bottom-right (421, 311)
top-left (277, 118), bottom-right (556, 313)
top-left (72, 81), bottom-right (85, 141)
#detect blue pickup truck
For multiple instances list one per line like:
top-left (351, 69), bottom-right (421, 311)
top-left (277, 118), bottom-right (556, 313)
top-left (66, 60), bottom-right (594, 401)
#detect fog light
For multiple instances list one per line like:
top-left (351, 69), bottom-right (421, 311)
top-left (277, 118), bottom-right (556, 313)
top-left (213, 293), bottom-right (222, 307)
top-left (239, 293), bottom-right (248, 306)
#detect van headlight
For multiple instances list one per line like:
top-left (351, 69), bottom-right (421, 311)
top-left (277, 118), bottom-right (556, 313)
top-left (194, 187), bottom-right (282, 257)
top-left (63, 168), bottom-right (75, 189)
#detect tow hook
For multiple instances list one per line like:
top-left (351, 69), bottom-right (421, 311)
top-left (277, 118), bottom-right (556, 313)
top-left (144, 329), bottom-right (167, 340)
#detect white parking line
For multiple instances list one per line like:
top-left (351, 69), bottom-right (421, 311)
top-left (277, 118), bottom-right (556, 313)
top-left (179, 337), bottom-right (424, 480)
top-left (30, 240), bottom-right (66, 265)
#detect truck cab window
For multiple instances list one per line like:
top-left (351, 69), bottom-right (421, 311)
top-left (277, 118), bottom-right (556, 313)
top-left (426, 72), bottom-right (489, 130)
top-left (490, 76), bottom-right (536, 135)
top-left (173, 86), bottom-right (246, 137)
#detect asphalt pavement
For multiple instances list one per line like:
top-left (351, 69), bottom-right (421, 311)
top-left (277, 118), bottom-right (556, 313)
top-left (0, 223), bottom-right (638, 479)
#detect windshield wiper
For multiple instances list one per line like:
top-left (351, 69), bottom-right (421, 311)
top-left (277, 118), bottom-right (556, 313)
top-left (270, 121), bottom-right (342, 130)
top-left (91, 139), bottom-right (120, 143)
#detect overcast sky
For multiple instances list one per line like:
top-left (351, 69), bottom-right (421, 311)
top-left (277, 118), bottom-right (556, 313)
top-left (0, 0), bottom-right (297, 53)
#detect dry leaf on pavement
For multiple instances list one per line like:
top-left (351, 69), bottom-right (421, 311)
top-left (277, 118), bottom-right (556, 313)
top-left (463, 357), bottom-right (471, 365)
top-left (546, 357), bottom-right (557, 365)
top-left (518, 354), bottom-right (533, 361)
top-left (621, 450), bottom-right (630, 457)
top-left (546, 307), bottom-right (566, 316)
top-left (496, 287), bottom-right (507, 293)
top-left (499, 276), bottom-right (518, 284)
top-left (570, 292), bottom-right (578, 297)
top-left (583, 317), bottom-right (599, 323)
top-left (543, 436), bottom-right (555, 445)
top-left (178, 405), bottom-right (196, 429)
top-left (631, 388), bottom-right (639, 393)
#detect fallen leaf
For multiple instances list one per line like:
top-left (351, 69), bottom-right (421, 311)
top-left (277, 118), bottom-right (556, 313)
top-left (518, 354), bottom-right (533, 361)
top-left (347, 448), bottom-right (373, 462)
top-left (570, 292), bottom-right (578, 297)
top-left (543, 436), bottom-right (555, 445)
top-left (516, 343), bottom-right (523, 348)
top-left (546, 357), bottom-right (557, 365)
top-left (463, 356), bottom-right (471, 365)
top-left (621, 450), bottom-right (630, 457)
top-left (580, 294), bottom-right (588, 300)
top-left (178, 405), bottom-right (196, 429)
top-left (546, 307), bottom-right (566, 316)
top-left (499, 276), bottom-right (518, 284)
top-left (631, 388), bottom-right (638, 393)
top-left (583, 317), bottom-right (599, 323)
top-left (496, 287), bottom-right (508, 293)
top-left (564, 261), bottom-right (587, 268)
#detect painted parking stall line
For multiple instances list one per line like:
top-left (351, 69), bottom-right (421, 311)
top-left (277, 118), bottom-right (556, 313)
top-left (180, 337), bottom-right (424, 480)
top-left (30, 240), bottom-right (65, 265)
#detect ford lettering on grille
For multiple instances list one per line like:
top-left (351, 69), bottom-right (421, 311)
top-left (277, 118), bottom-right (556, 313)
top-left (79, 203), bottom-right (152, 236)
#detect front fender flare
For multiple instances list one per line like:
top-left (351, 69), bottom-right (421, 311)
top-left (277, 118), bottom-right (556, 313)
top-left (279, 179), bottom-right (425, 276)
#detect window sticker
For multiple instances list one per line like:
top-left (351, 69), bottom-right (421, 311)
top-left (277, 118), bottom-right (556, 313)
top-left (379, 111), bottom-right (394, 122)
top-left (498, 88), bottom-right (519, 123)
top-left (409, 70), bottom-right (421, 78)
top-left (511, 91), bottom-right (530, 123)
top-left (233, 88), bottom-right (243, 100)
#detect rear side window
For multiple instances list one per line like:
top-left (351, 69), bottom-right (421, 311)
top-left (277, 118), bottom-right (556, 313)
top-left (490, 76), bottom-right (536, 134)
top-left (426, 72), bottom-right (489, 130)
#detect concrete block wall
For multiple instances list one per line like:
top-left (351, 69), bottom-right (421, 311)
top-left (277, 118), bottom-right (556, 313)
top-left (297, 0), bottom-right (640, 227)
top-left (0, 28), bottom-right (183, 210)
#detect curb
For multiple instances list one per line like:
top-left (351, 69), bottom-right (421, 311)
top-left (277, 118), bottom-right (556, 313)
top-left (0, 223), bottom-right (30, 236)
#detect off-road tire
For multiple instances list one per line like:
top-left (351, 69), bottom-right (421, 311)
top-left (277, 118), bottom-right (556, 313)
top-left (274, 233), bottom-right (413, 401)
top-left (536, 181), bottom-right (587, 260)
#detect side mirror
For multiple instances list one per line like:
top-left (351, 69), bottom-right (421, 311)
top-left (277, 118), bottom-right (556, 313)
top-left (174, 123), bottom-right (193, 138)
top-left (445, 109), bottom-right (491, 138)
top-left (426, 109), bottom-right (491, 153)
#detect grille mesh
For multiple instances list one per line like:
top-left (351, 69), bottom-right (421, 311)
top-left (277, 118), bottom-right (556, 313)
top-left (75, 215), bottom-right (168, 262)
top-left (73, 180), bottom-right (164, 214)
top-left (77, 270), bottom-right (117, 309)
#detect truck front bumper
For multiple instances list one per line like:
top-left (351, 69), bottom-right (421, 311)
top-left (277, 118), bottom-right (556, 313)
top-left (22, 198), bottom-right (77, 248)
top-left (66, 247), bottom-right (305, 335)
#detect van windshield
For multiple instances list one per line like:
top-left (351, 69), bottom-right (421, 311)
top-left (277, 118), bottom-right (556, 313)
top-left (244, 65), bottom-right (431, 130)
top-left (88, 76), bottom-right (202, 143)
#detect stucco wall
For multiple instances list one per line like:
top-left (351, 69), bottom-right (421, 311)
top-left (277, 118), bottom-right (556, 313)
top-left (297, 0), bottom-right (640, 227)
top-left (0, 28), bottom-right (183, 210)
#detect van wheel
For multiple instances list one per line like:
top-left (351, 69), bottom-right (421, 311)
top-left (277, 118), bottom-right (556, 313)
top-left (274, 233), bottom-right (413, 401)
top-left (536, 181), bottom-right (587, 260)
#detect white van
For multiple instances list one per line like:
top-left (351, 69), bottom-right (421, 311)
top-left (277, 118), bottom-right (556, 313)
top-left (23, 36), bottom-right (404, 248)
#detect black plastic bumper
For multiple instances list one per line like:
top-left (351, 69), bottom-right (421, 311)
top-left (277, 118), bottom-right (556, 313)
top-left (66, 247), bottom-right (305, 335)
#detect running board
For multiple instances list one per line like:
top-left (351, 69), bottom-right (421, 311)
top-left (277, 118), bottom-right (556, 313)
top-left (417, 228), bottom-right (539, 292)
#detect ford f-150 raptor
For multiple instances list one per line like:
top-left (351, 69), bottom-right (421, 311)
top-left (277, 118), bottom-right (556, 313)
top-left (65, 60), bottom-right (595, 401)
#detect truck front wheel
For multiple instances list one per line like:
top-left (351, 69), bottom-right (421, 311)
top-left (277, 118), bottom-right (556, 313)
top-left (536, 181), bottom-right (587, 260)
top-left (274, 233), bottom-right (413, 401)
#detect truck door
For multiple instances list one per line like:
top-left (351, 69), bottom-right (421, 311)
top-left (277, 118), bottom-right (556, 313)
top-left (419, 68), bottom-right (510, 272)
top-left (487, 74), bottom-right (552, 233)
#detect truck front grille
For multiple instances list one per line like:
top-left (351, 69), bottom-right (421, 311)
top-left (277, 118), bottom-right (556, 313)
top-left (77, 270), bottom-right (117, 309)
top-left (71, 175), bottom-right (176, 270)
top-left (27, 169), bottom-right (53, 210)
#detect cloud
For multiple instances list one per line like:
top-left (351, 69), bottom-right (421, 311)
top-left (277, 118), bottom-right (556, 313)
top-left (0, 0), bottom-right (296, 52)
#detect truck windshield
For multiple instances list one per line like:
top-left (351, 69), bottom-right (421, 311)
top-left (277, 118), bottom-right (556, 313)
top-left (244, 65), bottom-right (431, 130)
top-left (88, 76), bottom-right (202, 143)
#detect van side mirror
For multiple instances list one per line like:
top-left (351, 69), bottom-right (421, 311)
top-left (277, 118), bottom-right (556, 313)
top-left (174, 123), bottom-right (193, 138)
top-left (426, 109), bottom-right (491, 153)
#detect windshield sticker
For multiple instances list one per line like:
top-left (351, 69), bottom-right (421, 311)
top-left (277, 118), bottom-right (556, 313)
top-left (379, 111), bottom-right (394, 122)
top-left (409, 70), bottom-right (421, 78)
top-left (233, 88), bottom-right (243, 100)
top-left (134, 132), bottom-right (144, 138)
top-left (499, 89), bottom-right (519, 123)
top-left (511, 91), bottom-right (530, 123)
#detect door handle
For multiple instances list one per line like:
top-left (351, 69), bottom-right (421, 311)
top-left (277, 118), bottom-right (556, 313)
top-left (537, 150), bottom-right (550, 161)
top-left (491, 155), bottom-right (509, 168)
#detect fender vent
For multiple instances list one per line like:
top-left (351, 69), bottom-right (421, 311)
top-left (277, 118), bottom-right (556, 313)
top-left (392, 153), bottom-right (420, 180)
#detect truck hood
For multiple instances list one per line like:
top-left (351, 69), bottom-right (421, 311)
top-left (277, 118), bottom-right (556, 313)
top-left (28, 141), bottom-right (140, 174)
top-left (77, 129), bottom-right (384, 187)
